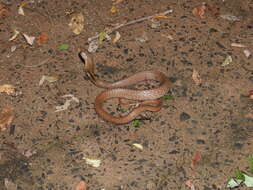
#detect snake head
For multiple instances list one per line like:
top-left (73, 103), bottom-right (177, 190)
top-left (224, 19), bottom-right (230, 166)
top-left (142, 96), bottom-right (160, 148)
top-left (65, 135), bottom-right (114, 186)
top-left (79, 51), bottom-right (97, 84)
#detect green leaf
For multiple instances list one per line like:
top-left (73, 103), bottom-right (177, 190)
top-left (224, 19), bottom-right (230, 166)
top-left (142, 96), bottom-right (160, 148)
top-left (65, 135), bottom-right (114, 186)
top-left (235, 170), bottom-right (245, 180)
top-left (58, 44), bottom-right (69, 50)
top-left (162, 94), bottom-right (174, 100)
top-left (99, 31), bottom-right (107, 44)
top-left (243, 174), bottom-right (253, 187)
top-left (131, 120), bottom-right (141, 127)
top-left (226, 178), bottom-right (243, 188)
top-left (119, 108), bottom-right (128, 113)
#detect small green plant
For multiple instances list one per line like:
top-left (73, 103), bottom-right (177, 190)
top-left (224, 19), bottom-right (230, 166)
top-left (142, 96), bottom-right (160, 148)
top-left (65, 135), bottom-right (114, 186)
top-left (58, 44), bottom-right (69, 50)
top-left (131, 120), bottom-right (142, 127)
top-left (119, 108), bottom-right (128, 113)
top-left (235, 170), bottom-right (245, 180)
top-left (162, 94), bottom-right (174, 100)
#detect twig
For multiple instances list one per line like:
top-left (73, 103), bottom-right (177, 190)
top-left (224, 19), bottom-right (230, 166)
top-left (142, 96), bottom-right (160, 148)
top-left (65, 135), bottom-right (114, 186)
top-left (23, 58), bottom-right (50, 68)
top-left (88, 9), bottom-right (173, 42)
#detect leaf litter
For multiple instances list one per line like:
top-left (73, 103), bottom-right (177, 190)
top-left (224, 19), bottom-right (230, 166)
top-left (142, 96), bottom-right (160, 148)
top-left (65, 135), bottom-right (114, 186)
top-left (37, 32), bottom-right (48, 45)
top-left (23, 33), bottom-right (35, 45)
top-left (39, 75), bottom-right (59, 86)
top-left (192, 70), bottom-right (202, 85)
top-left (18, 1), bottom-right (27, 16)
top-left (69, 13), bottom-right (84, 35)
top-left (88, 9), bottom-right (173, 42)
top-left (83, 157), bottom-right (101, 168)
top-left (9, 29), bottom-right (20, 41)
top-left (75, 181), bottom-right (87, 190)
top-left (0, 84), bottom-right (15, 95)
top-left (221, 55), bottom-right (232, 66)
top-left (55, 94), bottom-right (79, 112)
top-left (192, 4), bottom-right (207, 19)
top-left (0, 105), bottom-right (14, 132)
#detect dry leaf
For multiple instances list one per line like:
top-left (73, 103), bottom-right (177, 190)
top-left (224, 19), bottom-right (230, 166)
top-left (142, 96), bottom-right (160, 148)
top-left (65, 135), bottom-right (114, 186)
top-left (84, 157), bottom-right (101, 167)
top-left (37, 32), bottom-right (48, 45)
top-left (39, 75), bottom-right (58, 86)
top-left (69, 13), bottom-right (84, 35)
top-left (132, 143), bottom-right (143, 150)
top-left (153, 14), bottom-right (169, 19)
top-left (112, 31), bottom-right (121, 43)
top-left (55, 94), bottom-right (79, 112)
top-left (9, 29), bottom-right (20, 41)
top-left (0, 84), bottom-right (15, 95)
top-left (18, 6), bottom-right (25, 16)
top-left (0, 3), bottom-right (10, 18)
top-left (88, 40), bottom-right (99, 53)
top-left (10, 45), bottom-right (17, 52)
top-left (220, 14), bottom-right (240, 21)
top-left (221, 55), bottom-right (232, 66)
top-left (75, 181), bottom-right (87, 190)
top-left (192, 70), bottom-right (202, 85)
top-left (231, 43), bottom-right (246, 48)
top-left (192, 5), bottom-right (207, 19)
top-left (110, 6), bottom-right (117, 13)
top-left (0, 105), bottom-right (14, 132)
top-left (191, 151), bottom-right (202, 167)
top-left (23, 33), bottom-right (35, 45)
top-left (244, 49), bottom-right (251, 58)
top-left (161, 34), bottom-right (173, 40)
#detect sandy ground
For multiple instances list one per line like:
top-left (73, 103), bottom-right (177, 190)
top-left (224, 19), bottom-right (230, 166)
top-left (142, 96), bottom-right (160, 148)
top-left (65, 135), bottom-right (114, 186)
top-left (0, 0), bottom-right (253, 189)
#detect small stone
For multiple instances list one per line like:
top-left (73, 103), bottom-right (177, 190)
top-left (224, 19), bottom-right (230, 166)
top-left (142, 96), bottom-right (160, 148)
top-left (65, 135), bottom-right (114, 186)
top-left (234, 142), bottom-right (243, 149)
top-left (169, 136), bottom-right (178, 141)
top-left (209, 28), bottom-right (218, 33)
top-left (169, 150), bottom-right (179, 154)
top-left (196, 139), bottom-right (205, 144)
top-left (180, 112), bottom-right (191, 121)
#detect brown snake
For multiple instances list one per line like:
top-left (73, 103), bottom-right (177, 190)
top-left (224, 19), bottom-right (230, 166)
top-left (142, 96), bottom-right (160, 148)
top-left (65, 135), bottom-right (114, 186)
top-left (80, 51), bottom-right (172, 124)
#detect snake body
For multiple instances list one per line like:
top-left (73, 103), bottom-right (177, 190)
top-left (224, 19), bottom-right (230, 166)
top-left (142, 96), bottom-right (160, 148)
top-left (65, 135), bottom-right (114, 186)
top-left (80, 51), bottom-right (172, 124)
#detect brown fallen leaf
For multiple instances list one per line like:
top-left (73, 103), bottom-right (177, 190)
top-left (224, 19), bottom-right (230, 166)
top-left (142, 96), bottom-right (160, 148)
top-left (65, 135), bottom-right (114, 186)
top-left (192, 70), bottom-right (202, 85)
top-left (153, 14), bottom-right (169, 19)
top-left (0, 84), bottom-right (15, 95)
top-left (0, 3), bottom-right (10, 18)
top-left (110, 6), bottom-right (117, 14)
top-left (75, 181), bottom-right (87, 190)
top-left (0, 105), bottom-right (14, 132)
top-left (37, 32), bottom-right (48, 45)
top-left (192, 5), bottom-right (207, 19)
top-left (191, 151), bottom-right (202, 168)
top-left (69, 13), bottom-right (84, 35)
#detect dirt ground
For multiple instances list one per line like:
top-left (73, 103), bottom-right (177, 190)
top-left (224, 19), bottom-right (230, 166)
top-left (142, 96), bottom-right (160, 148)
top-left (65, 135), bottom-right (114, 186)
top-left (0, 0), bottom-right (253, 189)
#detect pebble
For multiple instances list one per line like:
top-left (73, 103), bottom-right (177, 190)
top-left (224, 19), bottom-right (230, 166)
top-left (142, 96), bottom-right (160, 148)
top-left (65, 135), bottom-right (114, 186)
top-left (180, 112), bottom-right (191, 121)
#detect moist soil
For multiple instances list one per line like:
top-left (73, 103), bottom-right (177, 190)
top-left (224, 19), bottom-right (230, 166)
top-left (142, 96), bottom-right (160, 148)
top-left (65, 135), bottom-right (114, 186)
top-left (0, 0), bottom-right (253, 189)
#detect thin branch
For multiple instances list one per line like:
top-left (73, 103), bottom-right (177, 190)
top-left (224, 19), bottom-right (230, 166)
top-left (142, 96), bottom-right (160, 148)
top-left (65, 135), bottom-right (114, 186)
top-left (88, 9), bottom-right (173, 42)
top-left (23, 58), bottom-right (50, 68)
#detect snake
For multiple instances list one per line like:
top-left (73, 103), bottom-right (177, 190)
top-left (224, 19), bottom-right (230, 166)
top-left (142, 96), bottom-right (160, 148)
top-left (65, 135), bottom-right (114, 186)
top-left (80, 51), bottom-right (172, 124)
